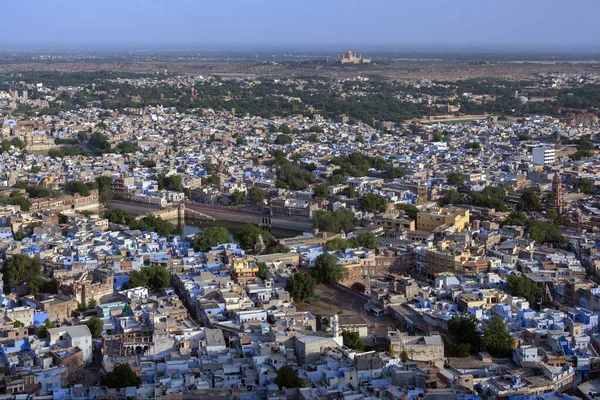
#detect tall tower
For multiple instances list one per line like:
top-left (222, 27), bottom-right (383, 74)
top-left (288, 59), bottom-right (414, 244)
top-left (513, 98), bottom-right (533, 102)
top-left (552, 171), bottom-right (564, 214)
top-left (332, 313), bottom-right (340, 339)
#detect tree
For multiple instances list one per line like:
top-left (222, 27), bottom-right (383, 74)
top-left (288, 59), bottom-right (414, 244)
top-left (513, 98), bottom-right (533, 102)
top-left (502, 211), bottom-right (527, 226)
top-left (231, 189), bottom-right (245, 205)
top-left (387, 167), bottom-right (406, 179)
top-left (257, 262), bottom-right (269, 280)
top-left (351, 232), bottom-right (378, 249)
top-left (236, 224), bottom-right (278, 251)
top-left (2, 254), bottom-right (42, 288)
top-left (125, 265), bottom-right (170, 292)
top-left (447, 314), bottom-right (481, 355)
top-left (274, 134), bottom-right (293, 145)
top-left (575, 178), bottom-right (594, 195)
top-left (507, 275), bottom-right (542, 305)
top-left (86, 316), bottom-right (103, 338)
top-left (525, 220), bottom-right (568, 245)
top-left (286, 273), bottom-right (315, 302)
top-left (88, 299), bottom-right (98, 309)
top-left (65, 180), bottom-right (90, 197)
top-left (192, 227), bottom-right (231, 252)
top-left (157, 173), bottom-right (184, 192)
top-left (447, 172), bottom-right (465, 186)
top-left (273, 365), bottom-right (303, 389)
top-left (141, 159), bottom-right (156, 168)
top-left (38, 319), bottom-right (57, 339)
top-left (95, 175), bottom-right (114, 204)
top-left (438, 189), bottom-right (462, 206)
top-left (518, 188), bottom-right (540, 212)
top-left (13, 320), bottom-right (24, 328)
top-left (100, 363), bottom-right (142, 388)
top-left (360, 193), bottom-right (387, 212)
top-left (396, 204), bottom-right (419, 221)
top-left (247, 186), bottom-right (267, 205)
top-left (465, 141), bottom-right (481, 150)
top-left (312, 254), bottom-right (347, 284)
top-left (342, 330), bottom-right (365, 351)
top-left (482, 315), bottom-right (514, 357)
top-left (313, 185), bottom-right (329, 199)
top-left (28, 276), bottom-right (58, 295)
top-left (313, 208), bottom-right (355, 233)
top-left (400, 350), bottom-right (409, 361)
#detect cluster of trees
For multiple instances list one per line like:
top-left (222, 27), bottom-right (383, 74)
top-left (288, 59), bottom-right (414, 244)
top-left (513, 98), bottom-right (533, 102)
top-left (65, 180), bottom-right (91, 197)
top-left (273, 365), bottom-right (303, 389)
top-left (360, 193), bottom-right (388, 212)
top-left (446, 314), bottom-right (514, 357)
top-left (0, 193), bottom-right (31, 211)
top-left (48, 147), bottom-right (89, 158)
top-left (192, 227), bottom-right (231, 252)
top-left (2, 254), bottom-right (42, 288)
top-left (447, 172), bottom-right (465, 186)
top-left (575, 177), bottom-right (595, 194)
top-left (247, 186), bottom-right (267, 204)
top-left (439, 185), bottom-right (510, 211)
top-left (274, 134), bottom-right (293, 145)
top-left (0, 138), bottom-right (26, 153)
top-left (326, 232), bottom-right (377, 250)
top-left (19, 184), bottom-right (61, 199)
top-left (123, 265), bottom-right (171, 292)
top-left (285, 273), bottom-right (315, 302)
top-left (396, 204), bottom-right (419, 220)
top-left (103, 208), bottom-right (174, 237)
top-left (77, 299), bottom-right (98, 312)
top-left (342, 330), bottom-right (365, 351)
top-left (28, 276), bottom-right (58, 295)
top-left (570, 135), bottom-right (595, 161)
top-left (86, 316), bottom-right (103, 338)
top-left (312, 253), bottom-right (348, 284)
top-left (517, 188), bottom-right (541, 212)
top-left (330, 152), bottom-right (388, 177)
top-left (157, 173), bottom-right (184, 192)
top-left (235, 224), bottom-right (288, 253)
top-left (313, 208), bottom-right (355, 233)
top-left (525, 219), bottom-right (568, 245)
top-left (276, 163), bottom-right (314, 190)
top-left (100, 363), bottom-right (142, 389)
top-left (38, 319), bottom-right (57, 339)
top-left (507, 275), bottom-right (542, 305)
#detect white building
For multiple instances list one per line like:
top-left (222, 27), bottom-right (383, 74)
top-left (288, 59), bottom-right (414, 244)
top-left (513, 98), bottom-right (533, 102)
top-left (532, 146), bottom-right (555, 166)
top-left (47, 325), bottom-right (93, 362)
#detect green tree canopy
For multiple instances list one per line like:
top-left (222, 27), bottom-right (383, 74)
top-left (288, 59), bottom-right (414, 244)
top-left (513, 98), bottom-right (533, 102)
top-left (247, 186), bottom-right (267, 204)
top-left (447, 313), bottom-right (481, 356)
top-left (100, 363), bottom-right (142, 388)
top-left (2, 254), bottom-right (42, 288)
top-left (342, 330), bottom-right (365, 351)
top-left (312, 254), bottom-right (347, 284)
top-left (124, 265), bottom-right (170, 292)
top-left (38, 319), bottom-right (57, 338)
top-left (273, 365), bottom-right (303, 389)
top-left (192, 226), bottom-right (231, 252)
top-left (235, 224), bottom-right (278, 252)
top-left (525, 220), bottom-right (568, 245)
top-left (65, 180), bottom-right (91, 197)
top-left (257, 262), bottom-right (269, 280)
top-left (231, 189), bottom-right (245, 205)
top-left (313, 208), bottom-right (355, 233)
top-left (482, 315), bottom-right (514, 357)
top-left (274, 134), bottom-right (293, 145)
top-left (313, 185), bottom-right (329, 199)
top-left (507, 275), bottom-right (542, 305)
top-left (360, 193), bottom-right (388, 212)
top-left (286, 273), bottom-right (315, 302)
top-left (86, 316), bottom-right (103, 338)
top-left (396, 204), bottom-right (419, 221)
top-left (518, 188), bottom-right (540, 212)
top-left (447, 172), bottom-right (466, 186)
top-left (575, 178), bottom-right (594, 195)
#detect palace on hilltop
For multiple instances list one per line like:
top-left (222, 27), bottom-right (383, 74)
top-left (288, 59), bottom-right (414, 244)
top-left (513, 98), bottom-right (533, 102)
top-left (337, 50), bottom-right (371, 64)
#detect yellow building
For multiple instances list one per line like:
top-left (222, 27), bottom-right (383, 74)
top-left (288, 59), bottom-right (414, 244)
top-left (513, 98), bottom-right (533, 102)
top-left (231, 256), bottom-right (258, 285)
top-left (374, 212), bottom-right (416, 231)
top-left (417, 207), bottom-right (469, 233)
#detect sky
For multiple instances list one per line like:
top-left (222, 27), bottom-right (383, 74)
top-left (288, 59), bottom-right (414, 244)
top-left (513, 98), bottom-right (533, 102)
top-left (4, 0), bottom-right (600, 51)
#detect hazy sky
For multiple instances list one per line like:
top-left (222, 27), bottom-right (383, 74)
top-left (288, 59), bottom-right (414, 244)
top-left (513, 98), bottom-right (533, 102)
top-left (5, 0), bottom-right (600, 50)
